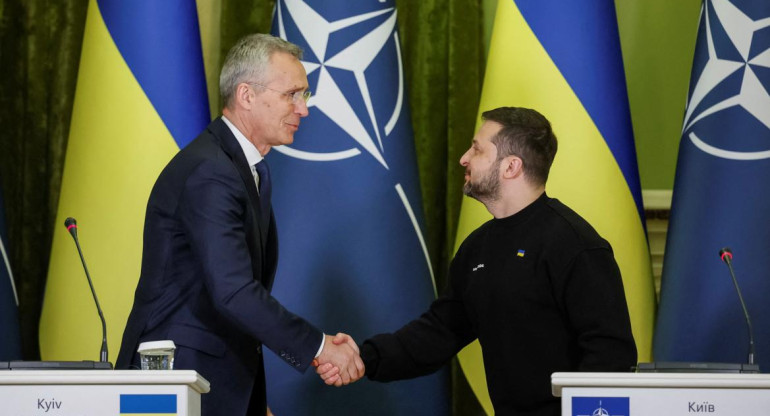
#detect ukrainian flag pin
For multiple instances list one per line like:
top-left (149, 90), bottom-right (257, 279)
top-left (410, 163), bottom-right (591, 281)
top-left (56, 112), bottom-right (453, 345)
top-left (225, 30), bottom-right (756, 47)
top-left (517, 249), bottom-right (525, 257)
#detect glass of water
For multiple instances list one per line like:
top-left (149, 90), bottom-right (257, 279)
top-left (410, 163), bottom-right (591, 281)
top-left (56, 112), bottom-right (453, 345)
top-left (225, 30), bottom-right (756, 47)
top-left (137, 340), bottom-right (176, 370)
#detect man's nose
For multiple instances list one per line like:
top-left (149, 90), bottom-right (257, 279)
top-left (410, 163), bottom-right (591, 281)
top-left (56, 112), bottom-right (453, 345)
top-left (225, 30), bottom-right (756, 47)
top-left (459, 149), bottom-right (470, 166)
top-left (295, 98), bottom-right (309, 117)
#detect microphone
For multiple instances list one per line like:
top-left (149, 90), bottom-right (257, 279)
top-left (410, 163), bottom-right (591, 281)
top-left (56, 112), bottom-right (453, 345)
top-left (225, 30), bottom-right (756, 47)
top-left (64, 217), bottom-right (109, 363)
top-left (719, 247), bottom-right (756, 366)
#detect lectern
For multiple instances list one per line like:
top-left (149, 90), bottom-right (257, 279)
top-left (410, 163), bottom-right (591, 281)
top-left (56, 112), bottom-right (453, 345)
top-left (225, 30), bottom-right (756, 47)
top-left (0, 370), bottom-right (209, 415)
top-left (552, 372), bottom-right (770, 415)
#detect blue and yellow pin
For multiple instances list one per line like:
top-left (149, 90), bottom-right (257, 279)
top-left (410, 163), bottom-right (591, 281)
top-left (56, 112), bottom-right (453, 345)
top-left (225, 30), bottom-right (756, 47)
top-left (517, 249), bottom-right (525, 257)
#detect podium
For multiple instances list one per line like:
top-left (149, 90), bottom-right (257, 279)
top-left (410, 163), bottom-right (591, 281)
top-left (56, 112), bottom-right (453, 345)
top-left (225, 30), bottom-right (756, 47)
top-left (552, 372), bottom-right (770, 415)
top-left (0, 370), bottom-right (209, 415)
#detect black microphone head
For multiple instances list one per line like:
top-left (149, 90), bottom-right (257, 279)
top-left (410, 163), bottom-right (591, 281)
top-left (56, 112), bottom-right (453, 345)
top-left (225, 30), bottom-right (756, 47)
top-left (64, 217), bottom-right (78, 238)
top-left (719, 247), bottom-right (733, 263)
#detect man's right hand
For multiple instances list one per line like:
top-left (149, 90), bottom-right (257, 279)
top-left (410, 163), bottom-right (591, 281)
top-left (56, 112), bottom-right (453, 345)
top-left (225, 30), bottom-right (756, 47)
top-left (315, 333), bottom-right (364, 386)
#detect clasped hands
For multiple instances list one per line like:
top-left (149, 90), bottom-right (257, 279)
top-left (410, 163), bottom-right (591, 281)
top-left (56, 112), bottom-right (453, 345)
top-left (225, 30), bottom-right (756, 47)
top-left (313, 333), bottom-right (364, 387)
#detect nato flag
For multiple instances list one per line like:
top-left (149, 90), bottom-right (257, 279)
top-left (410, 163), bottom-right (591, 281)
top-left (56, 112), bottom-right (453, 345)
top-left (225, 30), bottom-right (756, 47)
top-left (264, 0), bottom-right (449, 414)
top-left (0, 181), bottom-right (22, 361)
top-left (654, 0), bottom-right (770, 369)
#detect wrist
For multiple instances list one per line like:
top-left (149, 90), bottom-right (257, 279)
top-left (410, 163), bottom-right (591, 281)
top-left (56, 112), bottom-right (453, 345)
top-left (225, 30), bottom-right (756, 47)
top-left (312, 333), bottom-right (326, 366)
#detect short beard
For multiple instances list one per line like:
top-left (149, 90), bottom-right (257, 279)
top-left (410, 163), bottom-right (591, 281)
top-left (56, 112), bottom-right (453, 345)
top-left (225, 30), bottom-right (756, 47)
top-left (463, 162), bottom-right (500, 203)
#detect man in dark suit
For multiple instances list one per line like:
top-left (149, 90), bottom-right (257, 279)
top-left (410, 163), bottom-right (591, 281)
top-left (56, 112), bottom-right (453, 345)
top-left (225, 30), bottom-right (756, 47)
top-left (116, 34), bottom-right (363, 416)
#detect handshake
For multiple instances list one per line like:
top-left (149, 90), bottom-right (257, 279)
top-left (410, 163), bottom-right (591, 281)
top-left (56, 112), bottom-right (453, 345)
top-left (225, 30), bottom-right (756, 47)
top-left (312, 333), bottom-right (364, 387)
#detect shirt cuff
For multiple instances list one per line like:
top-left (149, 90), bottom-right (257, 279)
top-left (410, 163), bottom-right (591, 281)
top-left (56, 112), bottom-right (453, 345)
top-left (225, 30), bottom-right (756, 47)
top-left (315, 333), bottom-right (326, 358)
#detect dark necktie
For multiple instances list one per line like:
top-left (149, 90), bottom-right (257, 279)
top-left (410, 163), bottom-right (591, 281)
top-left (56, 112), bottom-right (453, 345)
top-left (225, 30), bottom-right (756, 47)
top-left (254, 160), bottom-right (272, 224)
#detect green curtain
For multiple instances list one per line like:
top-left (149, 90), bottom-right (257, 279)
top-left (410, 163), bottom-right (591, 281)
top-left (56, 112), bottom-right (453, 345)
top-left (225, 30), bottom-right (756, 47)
top-left (0, 0), bottom-right (485, 414)
top-left (0, 0), bottom-right (88, 361)
top-left (398, 1), bottom-right (486, 414)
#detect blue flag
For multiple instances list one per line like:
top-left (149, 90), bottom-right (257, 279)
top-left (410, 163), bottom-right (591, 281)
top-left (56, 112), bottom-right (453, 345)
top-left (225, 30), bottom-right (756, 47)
top-left (265, 0), bottom-right (449, 414)
top-left (0, 182), bottom-right (22, 361)
top-left (654, 0), bottom-right (770, 368)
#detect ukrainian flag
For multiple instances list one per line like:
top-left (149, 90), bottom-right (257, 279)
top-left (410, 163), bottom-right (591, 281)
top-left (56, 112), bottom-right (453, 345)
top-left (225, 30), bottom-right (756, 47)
top-left (120, 394), bottom-right (177, 415)
top-left (454, 1), bottom-right (656, 412)
top-left (39, 0), bottom-right (210, 361)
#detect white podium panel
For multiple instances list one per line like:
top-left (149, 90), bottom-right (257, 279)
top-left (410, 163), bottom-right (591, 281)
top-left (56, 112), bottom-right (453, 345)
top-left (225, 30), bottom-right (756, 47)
top-left (553, 372), bottom-right (770, 416)
top-left (0, 370), bottom-right (209, 416)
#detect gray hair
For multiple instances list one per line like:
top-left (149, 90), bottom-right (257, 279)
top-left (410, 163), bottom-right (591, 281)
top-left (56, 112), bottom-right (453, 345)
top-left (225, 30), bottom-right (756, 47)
top-left (219, 33), bottom-right (303, 109)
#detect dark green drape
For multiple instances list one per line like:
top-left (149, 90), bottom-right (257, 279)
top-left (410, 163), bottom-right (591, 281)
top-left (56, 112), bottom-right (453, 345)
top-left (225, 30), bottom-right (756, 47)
top-left (0, 0), bottom-right (485, 414)
top-left (398, 2), bottom-right (485, 412)
top-left (0, 0), bottom-right (88, 362)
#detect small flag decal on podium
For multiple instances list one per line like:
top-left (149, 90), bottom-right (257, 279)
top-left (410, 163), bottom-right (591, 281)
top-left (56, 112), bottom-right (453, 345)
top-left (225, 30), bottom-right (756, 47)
top-left (572, 396), bottom-right (629, 416)
top-left (120, 394), bottom-right (177, 415)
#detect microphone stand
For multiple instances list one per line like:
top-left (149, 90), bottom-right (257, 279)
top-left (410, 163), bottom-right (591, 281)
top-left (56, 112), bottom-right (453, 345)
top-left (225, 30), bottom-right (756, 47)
top-left (66, 218), bottom-right (109, 363)
top-left (720, 248), bottom-right (755, 366)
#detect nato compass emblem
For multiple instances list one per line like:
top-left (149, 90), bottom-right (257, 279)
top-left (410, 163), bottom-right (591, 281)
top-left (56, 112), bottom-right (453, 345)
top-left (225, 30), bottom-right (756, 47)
top-left (272, 0), bottom-right (404, 169)
top-left (272, 0), bottom-right (435, 286)
top-left (572, 397), bottom-right (629, 416)
top-left (682, 0), bottom-right (770, 160)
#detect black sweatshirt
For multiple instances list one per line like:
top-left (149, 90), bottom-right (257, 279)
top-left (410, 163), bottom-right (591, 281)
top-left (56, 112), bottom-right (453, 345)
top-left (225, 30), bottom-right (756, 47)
top-left (362, 193), bottom-right (637, 415)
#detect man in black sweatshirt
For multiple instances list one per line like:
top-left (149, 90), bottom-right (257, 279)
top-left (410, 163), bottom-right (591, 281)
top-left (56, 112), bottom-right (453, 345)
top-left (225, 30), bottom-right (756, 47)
top-left (319, 107), bottom-right (637, 415)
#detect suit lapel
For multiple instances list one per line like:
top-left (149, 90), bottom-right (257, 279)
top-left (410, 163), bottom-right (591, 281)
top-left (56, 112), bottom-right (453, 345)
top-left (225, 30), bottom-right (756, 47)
top-left (207, 118), bottom-right (270, 279)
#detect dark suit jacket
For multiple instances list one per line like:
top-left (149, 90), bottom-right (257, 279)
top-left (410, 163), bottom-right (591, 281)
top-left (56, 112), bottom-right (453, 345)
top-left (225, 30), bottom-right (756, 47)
top-left (116, 117), bottom-right (322, 415)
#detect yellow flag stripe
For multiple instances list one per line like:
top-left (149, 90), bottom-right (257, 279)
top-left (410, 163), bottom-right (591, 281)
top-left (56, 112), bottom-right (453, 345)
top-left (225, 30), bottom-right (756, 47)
top-left (455, 0), bottom-right (656, 413)
top-left (40, 0), bottom-right (180, 361)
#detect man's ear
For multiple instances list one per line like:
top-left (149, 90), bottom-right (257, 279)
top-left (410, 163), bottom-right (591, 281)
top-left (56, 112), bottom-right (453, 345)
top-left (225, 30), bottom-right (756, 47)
top-left (235, 83), bottom-right (254, 109)
top-left (502, 155), bottom-right (524, 179)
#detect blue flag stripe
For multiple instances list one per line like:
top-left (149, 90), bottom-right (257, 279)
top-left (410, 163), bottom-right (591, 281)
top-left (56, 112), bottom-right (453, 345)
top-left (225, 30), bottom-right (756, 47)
top-left (516, 0), bottom-right (644, 221)
top-left (0, 182), bottom-right (21, 361)
top-left (0, 238), bottom-right (17, 305)
top-left (95, 0), bottom-right (210, 148)
top-left (119, 394), bottom-right (177, 413)
top-left (0, 183), bottom-right (15, 305)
